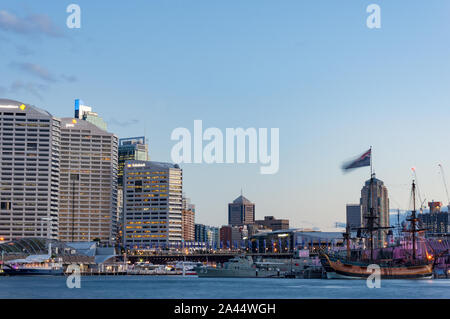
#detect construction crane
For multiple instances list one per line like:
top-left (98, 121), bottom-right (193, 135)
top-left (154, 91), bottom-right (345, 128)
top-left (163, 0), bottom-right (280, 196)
top-left (438, 164), bottom-right (450, 206)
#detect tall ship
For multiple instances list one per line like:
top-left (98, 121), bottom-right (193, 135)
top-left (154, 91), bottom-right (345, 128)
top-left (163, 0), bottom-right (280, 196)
top-left (320, 177), bottom-right (434, 279)
top-left (2, 244), bottom-right (63, 276)
top-left (321, 148), bottom-right (434, 279)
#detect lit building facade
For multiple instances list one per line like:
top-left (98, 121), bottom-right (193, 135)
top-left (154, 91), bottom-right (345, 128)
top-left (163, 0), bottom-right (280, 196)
top-left (117, 137), bottom-right (149, 245)
top-left (58, 118), bottom-right (118, 244)
top-left (419, 201), bottom-right (449, 237)
top-left (123, 161), bottom-right (182, 248)
top-left (0, 99), bottom-right (60, 241)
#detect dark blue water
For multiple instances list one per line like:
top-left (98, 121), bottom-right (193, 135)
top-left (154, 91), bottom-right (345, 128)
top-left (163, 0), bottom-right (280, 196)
top-left (1, 276), bottom-right (449, 299)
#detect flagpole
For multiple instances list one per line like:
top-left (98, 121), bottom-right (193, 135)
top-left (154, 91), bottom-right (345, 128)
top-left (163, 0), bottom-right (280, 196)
top-left (370, 145), bottom-right (373, 177)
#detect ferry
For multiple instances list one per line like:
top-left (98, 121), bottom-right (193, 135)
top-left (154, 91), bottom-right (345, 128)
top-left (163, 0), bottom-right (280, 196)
top-left (2, 244), bottom-right (63, 276)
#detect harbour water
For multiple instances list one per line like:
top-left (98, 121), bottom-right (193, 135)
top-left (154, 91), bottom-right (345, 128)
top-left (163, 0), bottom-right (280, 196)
top-left (1, 276), bottom-right (449, 299)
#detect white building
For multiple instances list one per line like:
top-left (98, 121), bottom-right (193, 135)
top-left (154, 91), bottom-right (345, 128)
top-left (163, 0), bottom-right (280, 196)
top-left (0, 99), bottom-right (60, 240)
top-left (58, 118), bottom-right (118, 244)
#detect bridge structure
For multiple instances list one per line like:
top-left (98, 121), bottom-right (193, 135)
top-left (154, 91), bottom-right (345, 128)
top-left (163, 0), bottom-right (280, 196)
top-left (121, 252), bottom-right (296, 264)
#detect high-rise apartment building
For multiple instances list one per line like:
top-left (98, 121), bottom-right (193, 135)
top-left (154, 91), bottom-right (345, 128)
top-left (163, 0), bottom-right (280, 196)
top-left (123, 161), bottom-right (182, 248)
top-left (58, 118), bottom-right (118, 243)
top-left (182, 208), bottom-right (195, 242)
top-left (360, 176), bottom-right (390, 248)
top-left (228, 195), bottom-right (255, 226)
top-left (0, 99), bottom-right (60, 241)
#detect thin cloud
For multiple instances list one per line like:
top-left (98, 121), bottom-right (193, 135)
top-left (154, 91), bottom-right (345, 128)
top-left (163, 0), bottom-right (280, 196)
top-left (10, 62), bottom-right (57, 82)
top-left (61, 74), bottom-right (77, 83)
top-left (0, 10), bottom-right (64, 38)
top-left (15, 45), bottom-right (34, 56)
top-left (0, 80), bottom-right (49, 100)
top-left (108, 118), bottom-right (140, 127)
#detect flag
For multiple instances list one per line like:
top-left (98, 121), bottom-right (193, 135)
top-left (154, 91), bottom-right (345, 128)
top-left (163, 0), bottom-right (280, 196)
top-left (342, 148), bottom-right (371, 171)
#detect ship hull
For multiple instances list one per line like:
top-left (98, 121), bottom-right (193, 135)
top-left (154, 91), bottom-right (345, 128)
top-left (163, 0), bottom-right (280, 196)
top-left (320, 253), bottom-right (434, 280)
top-left (195, 267), bottom-right (281, 278)
top-left (2, 266), bottom-right (63, 276)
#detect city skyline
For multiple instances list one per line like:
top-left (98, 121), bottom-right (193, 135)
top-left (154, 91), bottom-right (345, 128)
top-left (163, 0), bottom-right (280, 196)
top-left (2, 1), bottom-right (450, 230)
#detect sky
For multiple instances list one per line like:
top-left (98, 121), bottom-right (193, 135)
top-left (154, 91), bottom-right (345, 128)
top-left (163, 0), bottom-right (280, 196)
top-left (1, 1), bottom-right (450, 230)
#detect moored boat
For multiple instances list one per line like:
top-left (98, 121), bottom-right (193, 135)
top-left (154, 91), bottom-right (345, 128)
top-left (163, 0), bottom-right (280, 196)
top-left (2, 243), bottom-right (63, 276)
top-left (320, 178), bottom-right (434, 279)
top-left (195, 255), bottom-right (283, 278)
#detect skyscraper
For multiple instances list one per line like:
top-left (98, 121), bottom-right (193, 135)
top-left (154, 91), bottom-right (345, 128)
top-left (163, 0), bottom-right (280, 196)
top-left (123, 161), bottom-right (182, 248)
top-left (228, 195), bottom-right (255, 226)
top-left (117, 137), bottom-right (149, 244)
top-left (0, 99), bottom-right (61, 241)
top-left (58, 118), bottom-right (118, 243)
top-left (346, 204), bottom-right (361, 229)
top-left (118, 137), bottom-right (149, 187)
top-left (360, 176), bottom-right (390, 248)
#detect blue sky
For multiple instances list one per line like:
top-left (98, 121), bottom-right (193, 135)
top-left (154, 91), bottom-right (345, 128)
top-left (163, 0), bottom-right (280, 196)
top-left (1, 1), bottom-right (450, 230)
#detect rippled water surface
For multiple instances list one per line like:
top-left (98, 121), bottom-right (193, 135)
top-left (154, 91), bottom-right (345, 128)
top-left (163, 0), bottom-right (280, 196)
top-left (1, 276), bottom-right (449, 299)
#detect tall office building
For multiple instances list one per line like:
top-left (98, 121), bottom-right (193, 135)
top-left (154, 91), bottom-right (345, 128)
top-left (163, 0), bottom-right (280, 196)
top-left (346, 204), bottom-right (361, 229)
top-left (228, 194), bottom-right (255, 226)
top-left (117, 137), bottom-right (149, 244)
top-left (0, 99), bottom-right (60, 241)
top-left (58, 118), bottom-right (118, 244)
top-left (74, 99), bottom-right (107, 131)
top-left (118, 137), bottom-right (149, 187)
top-left (360, 176), bottom-right (390, 248)
top-left (123, 161), bottom-right (182, 248)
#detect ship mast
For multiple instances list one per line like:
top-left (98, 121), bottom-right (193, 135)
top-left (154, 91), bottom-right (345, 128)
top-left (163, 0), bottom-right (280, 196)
top-left (343, 225), bottom-right (351, 259)
top-left (405, 180), bottom-right (420, 261)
